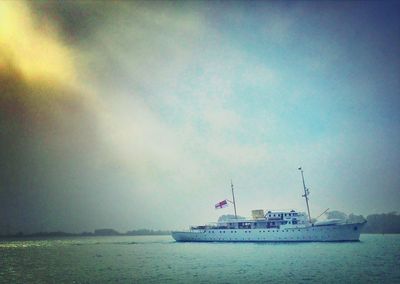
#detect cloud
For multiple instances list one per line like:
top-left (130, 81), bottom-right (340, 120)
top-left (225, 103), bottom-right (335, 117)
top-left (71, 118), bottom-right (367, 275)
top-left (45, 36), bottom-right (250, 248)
top-left (0, 1), bottom-right (110, 233)
top-left (51, 2), bottom-right (288, 227)
top-left (71, 2), bottom-right (279, 166)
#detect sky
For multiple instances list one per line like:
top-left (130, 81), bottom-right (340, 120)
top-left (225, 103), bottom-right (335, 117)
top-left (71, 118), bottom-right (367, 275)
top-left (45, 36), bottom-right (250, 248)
top-left (0, 0), bottom-right (399, 234)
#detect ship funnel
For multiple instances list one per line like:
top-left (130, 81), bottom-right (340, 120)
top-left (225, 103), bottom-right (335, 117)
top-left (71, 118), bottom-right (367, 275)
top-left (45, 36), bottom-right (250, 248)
top-left (252, 209), bottom-right (264, 220)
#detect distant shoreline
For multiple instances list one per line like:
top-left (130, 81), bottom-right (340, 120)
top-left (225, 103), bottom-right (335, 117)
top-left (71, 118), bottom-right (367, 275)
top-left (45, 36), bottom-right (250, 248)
top-left (0, 229), bottom-right (171, 239)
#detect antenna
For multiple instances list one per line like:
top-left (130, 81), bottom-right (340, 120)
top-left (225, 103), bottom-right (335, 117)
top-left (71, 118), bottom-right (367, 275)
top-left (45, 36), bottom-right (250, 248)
top-left (298, 167), bottom-right (312, 223)
top-left (231, 180), bottom-right (237, 220)
top-left (315, 208), bottom-right (330, 221)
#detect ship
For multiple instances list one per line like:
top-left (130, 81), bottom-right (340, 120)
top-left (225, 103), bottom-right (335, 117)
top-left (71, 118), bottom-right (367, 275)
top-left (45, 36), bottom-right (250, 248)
top-left (171, 167), bottom-right (366, 242)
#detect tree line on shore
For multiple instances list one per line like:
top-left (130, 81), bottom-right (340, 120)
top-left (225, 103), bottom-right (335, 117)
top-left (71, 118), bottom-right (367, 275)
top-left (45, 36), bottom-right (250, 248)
top-left (0, 228), bottom-right (171, 238)
top-left (324, 211), bottom-right (400, 233)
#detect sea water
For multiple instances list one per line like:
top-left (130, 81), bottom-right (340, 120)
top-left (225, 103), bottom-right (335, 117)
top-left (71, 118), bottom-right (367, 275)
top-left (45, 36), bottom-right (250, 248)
top-left (0, 234), bottom-right (399, 283)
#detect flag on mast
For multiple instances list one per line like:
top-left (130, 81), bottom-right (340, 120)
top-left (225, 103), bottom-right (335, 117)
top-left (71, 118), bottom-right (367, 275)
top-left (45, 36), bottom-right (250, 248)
top-left (215, 199), bottom-right (228, 209)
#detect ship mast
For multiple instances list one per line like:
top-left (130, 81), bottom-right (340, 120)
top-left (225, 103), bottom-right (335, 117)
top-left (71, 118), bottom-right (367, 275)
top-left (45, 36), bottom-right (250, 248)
top-left (231, 180), bottom-right (237, 220)
top-left (298, 167), bottom-right (312, 223)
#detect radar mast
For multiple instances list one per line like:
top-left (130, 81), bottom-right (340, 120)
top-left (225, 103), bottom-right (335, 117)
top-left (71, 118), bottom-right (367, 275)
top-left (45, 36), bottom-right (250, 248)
top-left (231, 180), bottom-right (237, 220)
top-left (298, 167), bottom-right (312, 223)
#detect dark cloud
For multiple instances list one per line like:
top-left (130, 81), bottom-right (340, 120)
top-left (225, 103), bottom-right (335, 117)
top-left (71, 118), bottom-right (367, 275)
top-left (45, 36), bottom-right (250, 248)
top-left (29, 1), bottom-right (102, 43)
top-left (0, 56), bottom-right (108, 233)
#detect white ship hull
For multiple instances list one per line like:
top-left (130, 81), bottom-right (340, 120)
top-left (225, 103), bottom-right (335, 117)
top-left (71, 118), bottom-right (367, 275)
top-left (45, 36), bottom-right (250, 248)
top-left (172, 222), bottom-right (365, 242)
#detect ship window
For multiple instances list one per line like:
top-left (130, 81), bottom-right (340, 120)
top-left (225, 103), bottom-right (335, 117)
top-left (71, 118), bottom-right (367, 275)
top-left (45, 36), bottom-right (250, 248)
top-left (354, 226), bottom-right (358, 231)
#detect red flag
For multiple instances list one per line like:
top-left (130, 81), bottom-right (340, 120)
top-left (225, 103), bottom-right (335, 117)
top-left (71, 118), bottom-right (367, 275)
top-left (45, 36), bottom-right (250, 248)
top-left (215, 200), bottom-right (228, 209)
